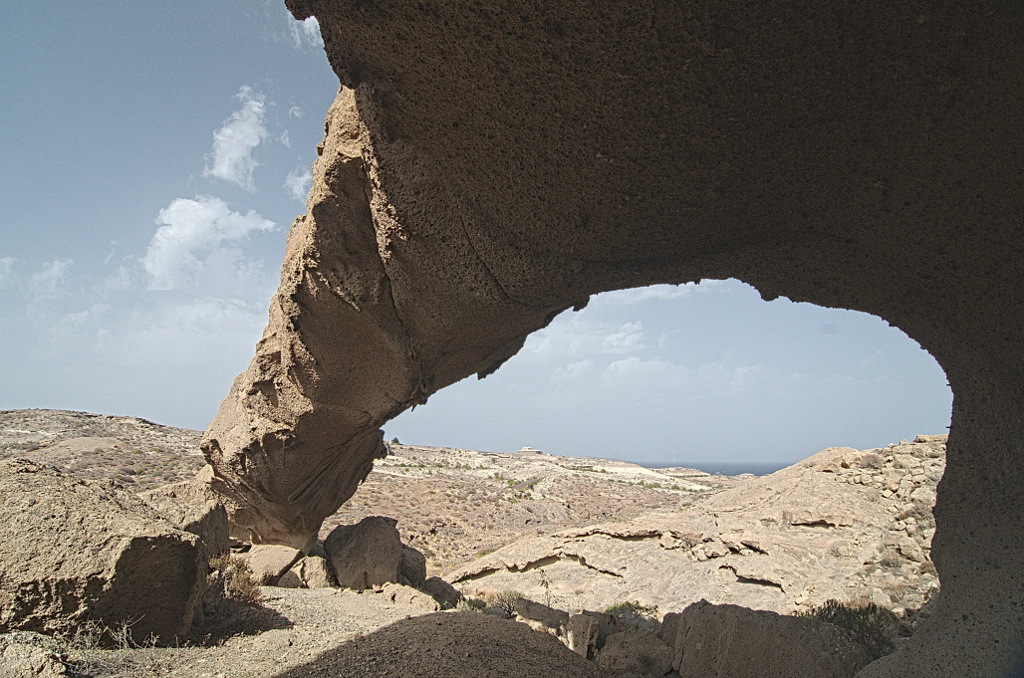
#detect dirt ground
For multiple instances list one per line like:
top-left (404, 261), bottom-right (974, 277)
top-left (61, 588), bottom-right (596, 678)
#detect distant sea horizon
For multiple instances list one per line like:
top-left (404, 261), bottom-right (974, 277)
top-left (636, 460), bottom-right (791, 476)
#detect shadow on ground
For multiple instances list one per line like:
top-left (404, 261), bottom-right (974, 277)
top-left (190, 598), bottom-right (293, 646)
top-left (269, 611), bottom-right (598, 678)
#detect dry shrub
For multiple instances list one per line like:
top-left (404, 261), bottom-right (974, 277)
top-left (492, 590), bottom-right (523, 618)
top-left (604, 601), bottom-right (660, 632)
top-left (209, 554), bottom-right (262, 605)
top-left (859, 452), bottom-right (885, 469)
top-left (795, 599), bottom-right (895, 660)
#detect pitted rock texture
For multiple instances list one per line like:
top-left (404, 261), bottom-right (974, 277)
top-left (0, 459), bottom-right (205, 645)
top-left (666, 600), bottom-right (873, 678)
top-left (204, 2), bottom-right (1024, 674)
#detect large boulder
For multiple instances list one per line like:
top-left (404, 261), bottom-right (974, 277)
top-left (0, 459), bottom-right (205, 645)
top-left (278, 555), bottom-right (335, 589)
top-left (241, 544), bottom-right (303, 585)
top-left (596, 629), bottom-right (674, 678)
top-left (138, 465), bottom-right (230, 560)
top-left (323, 516), bottom-right (404, 590)
top-left (663, 600), bottom-right (873, 677)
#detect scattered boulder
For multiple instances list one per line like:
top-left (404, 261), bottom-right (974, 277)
top-left (380, 582), bottom-right (440, 611)
top-left (596, 629), bottom-right (674, 677)
top-left (0, 459), bottom-right (205, 645)
top-left (278, 555), bottom-right (335, 589)
top-left (399, 545), bottom-right (427, 589)
top-left (324, 516), bottom-right (405, 590)
top-left (422, 576), bottom-right (463, 609)
top-left (568, 614), bottom-right (601, 658)
top-left (138, 465), bottom-right (230, 560)
top-left (242, 545), bottom-right (303, 585)
top-left (665, 600), bottom-right (873, 677)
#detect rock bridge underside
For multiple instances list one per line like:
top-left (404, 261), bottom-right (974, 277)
top-left (200, 1), bottom-right (1024, 674)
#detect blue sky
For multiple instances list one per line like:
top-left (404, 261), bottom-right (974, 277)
top-left (0, 1), bottom-right (952, 465)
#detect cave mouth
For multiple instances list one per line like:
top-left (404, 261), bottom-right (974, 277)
top-left (384, 278), bottom-right (953, 470)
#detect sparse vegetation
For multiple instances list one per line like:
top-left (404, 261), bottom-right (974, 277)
top-left (859, 452), bottom-right (885, 469)
top-left (795, 599), bottom-right (895, 659)
top-left (604, 600), bottom-right (659, 631)
top-left (455, 596), bottom-right (486, 613)
top-left (209, 554), bottom-right (262, 605)
top-left (493, 589), bottom-right (523, 618)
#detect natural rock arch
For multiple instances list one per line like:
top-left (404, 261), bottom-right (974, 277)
top-left (201, 2), bottom-right (1024, 674)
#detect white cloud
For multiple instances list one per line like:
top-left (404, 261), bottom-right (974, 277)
top-left (552, 359), bottom-right (594, 381)
top-left (289, 16), bottom-right (323, 48)
top-left (142, 196), bottom-right (276, 291)
top-left (101, 265), bottom-right (133, 294)
top-left (284, 167), bottom-right (313, 202)
top-left (203, 87), bottom-right (268, 191)
top-left (602, 321), bottom-right (645, 354)
top-left (30, 259), bottom-right (72, 300)
top-left (288, 105), bottom-right (303, 119)
top-left (279, 129), bottom-right (291, 148)
top-left (0, 257), bottom-right (15, 289)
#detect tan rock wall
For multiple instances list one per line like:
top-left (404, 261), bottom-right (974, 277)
top-left (202, 1), bottom-right (1024, 673)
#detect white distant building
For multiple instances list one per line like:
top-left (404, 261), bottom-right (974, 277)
top-left (516, 446), bottom-right (544, 455)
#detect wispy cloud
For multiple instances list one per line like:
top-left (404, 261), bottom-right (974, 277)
top-left (288, 16), bottom-right (323, 48)
top-left (203, 87), bottom-right (268, 192)
top-left (602, 321), bottom-right (645, 354)
top-left (288, 105), bottom-right (303, 119)
top-left (142, 196), bottom-right (276, 291)
top-left (0, 257), bottom-right (15, 290)
top-left (284, 167), bottom-right (313, 202)
top-left (30, 259), bottom-right (72, 300)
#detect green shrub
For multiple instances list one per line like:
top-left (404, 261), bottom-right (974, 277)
top-left (456, 597), bottom-right (486, 613)
top-left (795, 599), bottom-right (895, 659)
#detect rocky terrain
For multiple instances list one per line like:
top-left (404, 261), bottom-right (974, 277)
top-left (449, 438), bottom-right (943, 620)
top-left (0, 409), bottom-right (205, 490)
top-left (0, 409), bottom-right (944, 677)
top-left (325, 444), bottom-right (748, 576)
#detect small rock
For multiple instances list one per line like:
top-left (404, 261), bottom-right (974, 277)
top-left (243, 544), bottom-right (303, 585)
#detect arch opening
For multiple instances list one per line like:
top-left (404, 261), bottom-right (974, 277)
top-left (385, 279), bottom-right (952, 468)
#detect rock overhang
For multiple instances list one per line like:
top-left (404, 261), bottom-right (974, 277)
top-left (201, 1), bottom-right (1024, 674)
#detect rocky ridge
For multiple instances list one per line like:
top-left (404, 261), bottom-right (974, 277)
top-left (449, 437), bottom-right (943, 622)
top-left (0, 409), bottom-right (205, 490)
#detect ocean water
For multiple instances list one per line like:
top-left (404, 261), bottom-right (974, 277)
top-left (639, 460), bottom-right (790, 476)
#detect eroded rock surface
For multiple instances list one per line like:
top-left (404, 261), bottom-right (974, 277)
top-left (667, 600), bottom-right (873, 678)
top-left (0, 459), bottom-right (205, 645)
top-left (449, 439), bottom-right (942, 618)
top-left (203, 1), bottom-right (1024, 673)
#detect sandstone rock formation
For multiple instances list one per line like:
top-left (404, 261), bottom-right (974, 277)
top-left (323, 515), bottom-right (426, 590)
top-left (241, 545), bottom-right (304, 586)
top-left (666, 600), bottom-right (873, 677)
top-left (449, 439), bottom-right (942, 618)
top-left (0, 459), bottom-right (205, 644)
top-left (278, 555), bottom-right (335, 589)
top-left (139, 466), bottom-right (230, 561)
top-left (202, 1), bottom-right (1024, 673)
